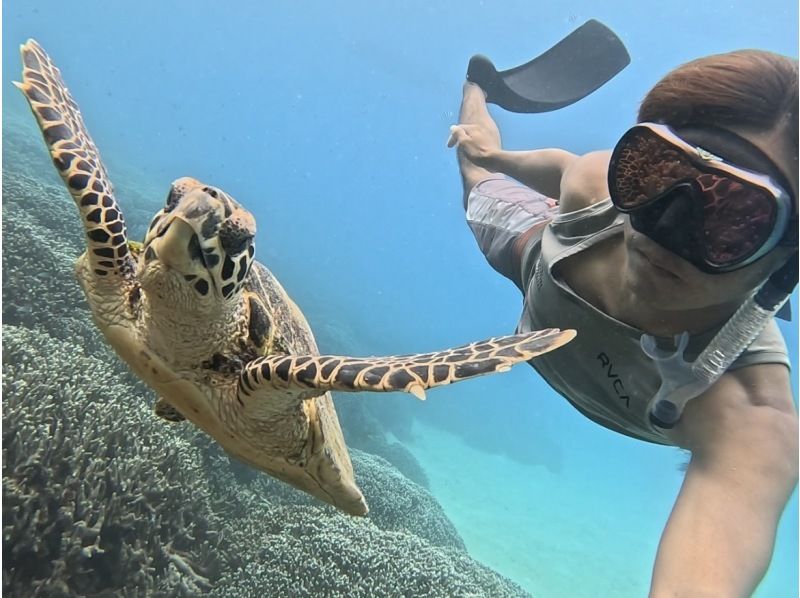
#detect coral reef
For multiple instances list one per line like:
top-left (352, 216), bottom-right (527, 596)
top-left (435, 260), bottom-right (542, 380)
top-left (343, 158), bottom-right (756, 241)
top-left (3, 325), bottom-right (229, 596)
top-left (336, 395), bottom-right (431, 489)
top-left (2, 113), bottom-right (529, 597)
top-left (193, 431), bottom-right (462, 551)
top-left (212, 499), bottom-right (521, 597)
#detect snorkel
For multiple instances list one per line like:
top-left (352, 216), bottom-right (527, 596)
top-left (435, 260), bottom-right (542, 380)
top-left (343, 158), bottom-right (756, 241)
top-left (642, 253), bottom-right (798, 428)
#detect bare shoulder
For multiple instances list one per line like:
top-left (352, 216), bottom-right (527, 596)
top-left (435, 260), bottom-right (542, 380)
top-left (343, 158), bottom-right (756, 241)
top-left (558, 150), bottom-right (612, 214)
top-left (667, 363), bottom-right (797, 448)
top-left (690, 364), bottom-right (794, 418)
top-left (723, 363), bottom-right (795, 412)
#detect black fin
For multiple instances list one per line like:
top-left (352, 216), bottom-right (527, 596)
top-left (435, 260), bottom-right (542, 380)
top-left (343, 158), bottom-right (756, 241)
top-left (467, 20), bottom-right (630, 113)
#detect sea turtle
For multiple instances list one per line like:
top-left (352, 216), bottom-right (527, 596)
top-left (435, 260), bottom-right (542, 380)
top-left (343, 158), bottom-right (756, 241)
top-left (16, 40), bottom-right (575, 515)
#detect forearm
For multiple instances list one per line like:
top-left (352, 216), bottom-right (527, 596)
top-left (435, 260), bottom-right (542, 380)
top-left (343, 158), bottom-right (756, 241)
top-left (486, 148), bottom-right (577, 199)
top-left (654, 370), bottom-right (798, 598)
top-left (652, 461), bottom-right (790, 597)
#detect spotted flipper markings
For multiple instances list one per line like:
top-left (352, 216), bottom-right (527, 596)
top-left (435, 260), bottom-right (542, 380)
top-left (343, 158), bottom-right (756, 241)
top-left (154, 397), bottom-right (186, 423)
top-left (238, 328), bottom-right (576, 401)
top-left (15, 40), bottom-right (134, 281)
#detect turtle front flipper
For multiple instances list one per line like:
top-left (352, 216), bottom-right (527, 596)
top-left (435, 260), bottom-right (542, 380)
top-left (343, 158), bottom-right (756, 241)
top-left (15, 40), bottom-right (134, 282)
top-left (238, 328), bottom-right (575, 404)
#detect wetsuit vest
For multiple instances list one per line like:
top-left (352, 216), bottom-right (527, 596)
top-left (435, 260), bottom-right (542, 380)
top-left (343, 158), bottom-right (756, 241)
top-left (517, 199), bottom-right (790, 444)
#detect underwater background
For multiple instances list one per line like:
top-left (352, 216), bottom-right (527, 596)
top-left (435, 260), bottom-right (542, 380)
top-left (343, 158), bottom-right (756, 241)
top-left (2, 1), bottom-right (797, 596)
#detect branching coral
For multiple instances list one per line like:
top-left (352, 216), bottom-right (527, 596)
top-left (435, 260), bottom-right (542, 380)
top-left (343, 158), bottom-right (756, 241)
top-left (2, 324), bottom-right (231, 596)
top-left (335, 395), bottom-right (431, 489)
top-left (212, 498), bottom-right (526, 598)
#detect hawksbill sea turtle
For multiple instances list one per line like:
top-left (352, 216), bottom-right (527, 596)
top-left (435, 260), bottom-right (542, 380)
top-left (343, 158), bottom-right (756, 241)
top-left (16, 40), bottom-right (575, 516)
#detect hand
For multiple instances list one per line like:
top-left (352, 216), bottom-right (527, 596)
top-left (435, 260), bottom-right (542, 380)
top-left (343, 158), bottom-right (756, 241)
top-left (446, 123), bottom-right (500, 169)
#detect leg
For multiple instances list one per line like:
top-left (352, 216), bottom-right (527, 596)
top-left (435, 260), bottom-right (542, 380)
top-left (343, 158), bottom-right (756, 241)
top-left (462, 176), bottom-right (558, 288)
top-left (452, 82), bottom-right (558, 288)
top-left (653, 365), bottom-right (798, 597)
top-left (454, 82), bottom-right (502, 206)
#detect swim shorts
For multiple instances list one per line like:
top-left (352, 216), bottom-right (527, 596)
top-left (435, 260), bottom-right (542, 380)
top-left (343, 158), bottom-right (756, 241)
top-left (465, 175), bottom-right (559, 289)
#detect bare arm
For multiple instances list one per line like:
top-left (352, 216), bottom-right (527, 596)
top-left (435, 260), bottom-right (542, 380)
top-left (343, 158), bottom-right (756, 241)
top-left (447, 118), bottom-right (581, 200)
top-left (654, 364), bottom-right (798, 597)
top-left (449, 81), bottom-right (612, 272)
top-left (478, 148), bottom-right (576, 199)
top-left (447, 84), bottom-right (611, 212)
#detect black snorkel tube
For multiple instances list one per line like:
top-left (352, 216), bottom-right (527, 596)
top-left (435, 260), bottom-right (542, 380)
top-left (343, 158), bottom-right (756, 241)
top-left (643, 252), bottom-right (798, 429)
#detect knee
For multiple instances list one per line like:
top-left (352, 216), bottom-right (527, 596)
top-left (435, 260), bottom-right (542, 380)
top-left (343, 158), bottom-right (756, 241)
top-left (458, 156), bottom-right (492, 203)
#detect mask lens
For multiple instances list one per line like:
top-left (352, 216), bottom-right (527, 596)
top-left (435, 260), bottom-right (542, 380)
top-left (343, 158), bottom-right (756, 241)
top-left (612, 128), bottom-right (697, 209)
top-left (698, 174), bottom-right (777, 266)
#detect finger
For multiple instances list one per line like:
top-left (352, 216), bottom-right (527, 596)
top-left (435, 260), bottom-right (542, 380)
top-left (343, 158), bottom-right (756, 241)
top-left (447, 125), bottom-right (463, 148)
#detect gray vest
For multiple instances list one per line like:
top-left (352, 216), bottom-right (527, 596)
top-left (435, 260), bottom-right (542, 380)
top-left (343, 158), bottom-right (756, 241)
top-left (517, 199), bottom-right (790, 445)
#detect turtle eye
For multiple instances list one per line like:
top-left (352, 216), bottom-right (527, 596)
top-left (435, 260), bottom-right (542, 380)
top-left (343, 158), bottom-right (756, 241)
top-left (219, 220), bottom-right (253, 256)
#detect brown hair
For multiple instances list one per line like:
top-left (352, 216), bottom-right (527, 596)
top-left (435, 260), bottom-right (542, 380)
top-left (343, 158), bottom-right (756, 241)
top-left (638, 50), bottom-right (798, 141)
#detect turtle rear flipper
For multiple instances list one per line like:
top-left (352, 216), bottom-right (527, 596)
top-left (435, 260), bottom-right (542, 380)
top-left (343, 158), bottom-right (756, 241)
top-left (15, 40), bottom-right (134, 282)
top-left (154, 397), bottom-right (186, 423)
top-left (238, 328), bottom-right (575, 405)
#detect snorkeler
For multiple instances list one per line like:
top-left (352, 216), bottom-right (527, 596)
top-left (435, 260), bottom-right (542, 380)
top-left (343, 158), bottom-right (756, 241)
top-left (448, 50), bottom-right (798, 596)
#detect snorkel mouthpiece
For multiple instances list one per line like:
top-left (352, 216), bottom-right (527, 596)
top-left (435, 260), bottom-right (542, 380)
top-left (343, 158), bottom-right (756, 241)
top-left (649, 400), bottom-right (681, 429)
top-left (641, 332), bottom-right (710, 429)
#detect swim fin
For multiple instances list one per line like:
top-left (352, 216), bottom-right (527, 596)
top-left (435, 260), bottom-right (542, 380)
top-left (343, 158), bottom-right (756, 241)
top-left (467, 19), bottom-right (630, 113)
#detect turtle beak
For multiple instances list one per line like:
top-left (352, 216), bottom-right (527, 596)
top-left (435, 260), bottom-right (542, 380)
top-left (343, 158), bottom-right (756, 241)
top-left (153, 218), bottom-right (206, 272)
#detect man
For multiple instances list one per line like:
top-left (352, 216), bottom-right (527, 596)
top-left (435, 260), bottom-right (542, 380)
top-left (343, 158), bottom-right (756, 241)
top-left (448, 50), bottom-right (798, 596)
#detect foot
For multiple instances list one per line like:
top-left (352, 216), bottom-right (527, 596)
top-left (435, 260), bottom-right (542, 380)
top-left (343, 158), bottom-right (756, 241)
top-left (463, 80), bottom-right (488, 100)
top-left (460, 81), bottom-right (490, 122)
top-left (447, 82), bottom-right (502, 166)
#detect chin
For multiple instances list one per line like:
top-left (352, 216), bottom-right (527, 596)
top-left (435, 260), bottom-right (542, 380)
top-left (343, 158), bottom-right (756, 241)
top-left (627, 270), bottom-right (687, 310)
top-left (625, 256), bottom-right (747, 313)
top-left (624, 243), bottom-right (708, 311)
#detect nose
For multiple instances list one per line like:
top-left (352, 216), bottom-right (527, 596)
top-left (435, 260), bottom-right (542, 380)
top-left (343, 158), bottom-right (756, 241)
top-left (631, 184), bottom-right (704, 262)
top-left (654, 187), bottom-right (696, 232)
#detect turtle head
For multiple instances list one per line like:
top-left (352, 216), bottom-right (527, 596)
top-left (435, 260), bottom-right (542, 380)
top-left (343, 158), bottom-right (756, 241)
top-left (139, 177), bottom-right (256, 311)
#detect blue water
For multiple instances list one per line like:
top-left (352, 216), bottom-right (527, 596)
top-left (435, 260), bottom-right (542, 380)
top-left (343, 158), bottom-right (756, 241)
top-left (3, 1), bottom-right (797, 596)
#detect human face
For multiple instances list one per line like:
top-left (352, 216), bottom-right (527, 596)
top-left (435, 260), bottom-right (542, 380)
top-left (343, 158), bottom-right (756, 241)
top-left (610, 123), bottom-right (795, 272)
top-left (619, 122), bottom-right (797, 312)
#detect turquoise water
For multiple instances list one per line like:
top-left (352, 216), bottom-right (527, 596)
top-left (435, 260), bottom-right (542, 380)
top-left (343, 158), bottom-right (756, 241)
top-left (2, 1), bottom-right (797, 596)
